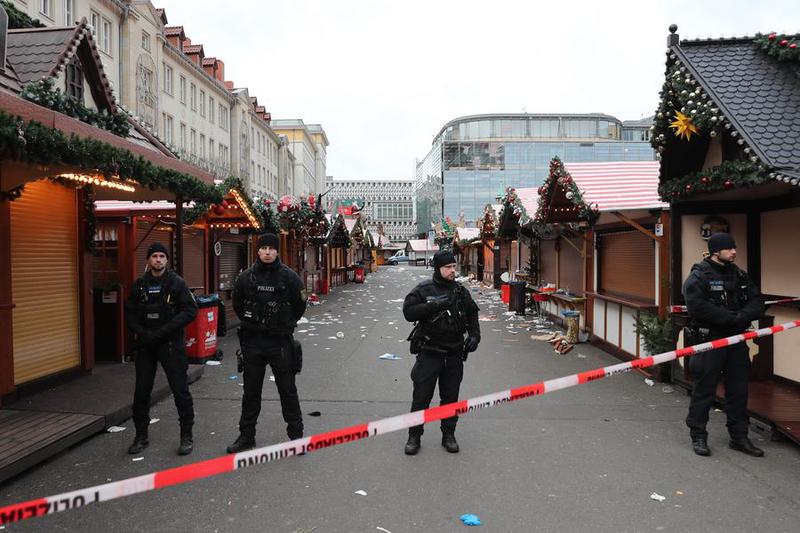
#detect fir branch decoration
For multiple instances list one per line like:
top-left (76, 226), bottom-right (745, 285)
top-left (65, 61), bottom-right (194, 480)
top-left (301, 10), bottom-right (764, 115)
top-left (533, 157), bottom-right (599, 226)
top-left (1, 0), bottom-right (46, 28)
top-left (634, 311), bottom-right (675, 356)
top-left (657, 160), bottom-right (771, 200)
top-left (755, 32), bottom-right (800, 62)
top-left (0, 111), bottom-right (222, 204)
top-left (21, 79), bottom-right (131, 137)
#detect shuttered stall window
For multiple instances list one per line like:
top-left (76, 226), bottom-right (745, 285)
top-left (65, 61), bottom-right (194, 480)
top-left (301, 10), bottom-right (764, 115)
top-left (183, 227), bottom-right (206, 293)
top-left (539, 239), bottom-right (557, 287)
top-left (483, 241), bottom-right (494, 284)
top-left (219, 241), bottom-right (245, 324)
top-left (134, 219), bottom-right (172, 277)
top-left (10, 181), bottom-right (80, 384)
top-left (499, 240), bottom-right (511, 273)
top-left (598, 230), bottom-right (656, 301)
top-left (558, 235), bottom-right (584, 296)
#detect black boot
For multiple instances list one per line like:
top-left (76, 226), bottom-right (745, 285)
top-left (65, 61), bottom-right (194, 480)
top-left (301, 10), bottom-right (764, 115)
top-left (178, 425), bottom-right (194, 456)
top-left (691, 438), bottom-right (711, 456)
top-left (442, 432), bottom-right (459, 453)
top-left (404, 434), bottom-right (421, 455)
top-left (226, 433), bottom-right (256, 454)
top-left (729, 437), bottom-right (764, 457)
top-left (128, 431), bottom-right (149, 455)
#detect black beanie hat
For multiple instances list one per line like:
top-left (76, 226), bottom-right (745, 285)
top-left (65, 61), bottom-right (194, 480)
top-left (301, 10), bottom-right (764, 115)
top-left (433, 250), bottom-right (456, 269)
top-left (257, 233), bottom-right (280, 251)
top-left (146, 242), bottom-right (169, 258)
top-left (708, 232), bottom-right (736, 254)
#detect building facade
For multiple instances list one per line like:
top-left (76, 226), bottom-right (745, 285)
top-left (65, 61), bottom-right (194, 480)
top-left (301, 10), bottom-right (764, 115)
top-left (414, 113), bottom-right (655, 232)
top-left (230, 88), bottom-right (282, 200)
top-left (325, 179), bottom-right (415, 243)
top-left (272, 119), bottom-right (328, 196)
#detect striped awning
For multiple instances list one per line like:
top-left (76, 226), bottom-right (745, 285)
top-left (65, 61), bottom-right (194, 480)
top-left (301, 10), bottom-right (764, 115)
top-left (563, 161), bottom-right (665, 212)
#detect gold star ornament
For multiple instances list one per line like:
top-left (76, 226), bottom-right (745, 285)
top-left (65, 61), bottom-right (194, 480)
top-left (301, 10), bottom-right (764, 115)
top-left (669, 110), bottom-right (699, 141)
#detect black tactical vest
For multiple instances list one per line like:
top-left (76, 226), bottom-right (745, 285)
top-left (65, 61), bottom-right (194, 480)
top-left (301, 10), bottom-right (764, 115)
top-left (240, 265), bottom-right (296, 336)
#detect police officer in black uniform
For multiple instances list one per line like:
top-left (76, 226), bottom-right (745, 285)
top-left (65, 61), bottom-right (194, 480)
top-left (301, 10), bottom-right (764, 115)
top-left (683, 233), bottom-right (765, 457)
top-left (402, 249), bottom-right (480, 455)
top-left (126, 242), bottom-right (198, 455)
top-left (227, 233), bottom-right (307, 453)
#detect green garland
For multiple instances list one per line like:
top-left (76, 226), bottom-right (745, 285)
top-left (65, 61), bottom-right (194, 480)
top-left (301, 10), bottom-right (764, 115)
top-left (0, 111), bottom-right (222, 203)
top-left (533, 157), bottom-right (599, 226)
top-left (259, 202), bottom-right (281, 234)
top-left (1, 0), bottom-right (46, 28)
top-left (22, 80), bottom-right (130, 138)
top-left (755, 32), bottom-right (800, 62)
top-left (185, 176), bottom-right (263, 228)
top-left (657, 160), bottom-right (771, 200)
top-left (651, 62), bottom-right (723, 153)
top-left (496, 186), bottom-right (530, 237)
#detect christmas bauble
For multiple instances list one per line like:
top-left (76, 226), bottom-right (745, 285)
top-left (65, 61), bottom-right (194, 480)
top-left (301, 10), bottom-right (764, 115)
top-left (768, 33), bottom-right (777, 40)
top-left (701, 176), bottom-right (710, 185)
top-left (779, 39), bottom-right (788, 46)
top-left (213, 205), bottom-right (225, 216)
top-left (724, 180), bottom-right (734, 189)
top-left (220, 200), bottom-right (229, 209)
top-left (685, 184), bottom-right (693, 192)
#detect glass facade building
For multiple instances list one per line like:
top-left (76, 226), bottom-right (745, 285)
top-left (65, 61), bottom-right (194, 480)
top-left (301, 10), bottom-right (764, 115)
top-left (415, 114), bottom-right (655, 232)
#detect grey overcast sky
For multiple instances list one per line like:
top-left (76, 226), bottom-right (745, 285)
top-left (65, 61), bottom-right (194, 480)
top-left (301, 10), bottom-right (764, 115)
top-left (155, 0), bottom-right (795, 181)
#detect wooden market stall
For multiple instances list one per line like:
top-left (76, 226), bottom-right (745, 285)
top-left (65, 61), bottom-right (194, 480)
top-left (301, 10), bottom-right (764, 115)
top-left (405, 239), bottom-right (439, 265)
top-left (0, 17), bottom-right (219, 400)
top-left (476, 204), bottom-right (502, 286)
top-left (375, 233), bottom-right (403, 265)
top-left (324, 214), bottom-right (351, 290)
top-left (454, 227), bottom-right (481, 277)
top-left (653, 26), bottom-right (800, 441)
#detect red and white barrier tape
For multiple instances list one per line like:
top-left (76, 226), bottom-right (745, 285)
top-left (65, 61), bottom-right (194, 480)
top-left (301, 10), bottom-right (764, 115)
top-left (670, 297), bottom-right (800, 314)
top-left (3, 319), bottom-right (800, 526)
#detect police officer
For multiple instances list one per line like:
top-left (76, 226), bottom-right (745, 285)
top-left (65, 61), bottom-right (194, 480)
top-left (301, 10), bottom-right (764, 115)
top-left (227, 233), bottom-right (307, 453)
top-left (402, 249), bottom-right (480, 455)
top-left (125, 242), bottom-right (198, 455)
top-left (683, 232), bottom-right (765, 457)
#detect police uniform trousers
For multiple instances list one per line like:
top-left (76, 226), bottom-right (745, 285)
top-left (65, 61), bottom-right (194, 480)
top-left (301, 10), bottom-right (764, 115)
top-left (239, 334), bottom-right (303, 439)
top-left (409, 347), bottom-right (464, 436)
top-left (686, 343), bottom-right (750, 440)
top-left (133, 343), bottom-right (194, 431)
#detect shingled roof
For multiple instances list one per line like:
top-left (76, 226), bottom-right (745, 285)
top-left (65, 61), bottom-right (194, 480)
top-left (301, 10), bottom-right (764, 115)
top-left (673, 35), bottom-right (800, 175)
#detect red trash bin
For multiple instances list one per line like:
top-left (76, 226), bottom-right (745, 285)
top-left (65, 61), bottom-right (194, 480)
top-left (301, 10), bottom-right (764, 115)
top-left (354, 266), bottom-right (365, 283)
top-left (185, 294), bottom-right (220, 364)
top-left (501, 283), bottom-right (510, 304)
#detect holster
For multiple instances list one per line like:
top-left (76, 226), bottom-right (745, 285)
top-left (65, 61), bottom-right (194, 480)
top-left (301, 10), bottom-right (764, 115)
top-left (291, 338), bottom-right (303, 374)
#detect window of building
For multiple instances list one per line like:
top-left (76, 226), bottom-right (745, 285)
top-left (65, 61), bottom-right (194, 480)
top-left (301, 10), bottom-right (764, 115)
top-left (162, 63), bottom-right (173, 95)
top-left (90, 11), bottom-right (99, 36)
top-left (179, 75), bottom-right (186, 104)
top-left (141, 30), bottom-right (151, 51)
top-left (189, 83), bottom-right (196, 110)
top-left (63, 0), bottom-right (73, 25)
top-left (208, 96), bottom-right (215, 124)
top-left (65, 58), bottom-right (83, 102)
top-left (190, 128), bottom-right (196, 154)
top-left (39, 0), bottom-right (52, 18)
top-left (219, 104), bottom-right (227, 131)
top-left (101, 18), bottom-right (112, 54)
top-left (162, 113), bottom-right (173, 144)
top-left (179, 123), bottom-right (186, 151)
top-left (199, 134), bottom-right (206, 158)
top-left (209, 139), bottom-right (214, 160)
top-left (199, 90), bottom-right (206, 117)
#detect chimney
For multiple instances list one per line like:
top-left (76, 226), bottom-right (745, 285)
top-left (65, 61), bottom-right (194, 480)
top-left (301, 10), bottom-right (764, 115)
top-left (214, 59), bottom-right (225, 82)
top-left (224, 80), bottom-right (234, 90)
top-left (264, 112), bottom-right (271, 125)
top-left (182, 36), bottom-right (192, 50)
top-left (202, 57), bottom-right (216, 78)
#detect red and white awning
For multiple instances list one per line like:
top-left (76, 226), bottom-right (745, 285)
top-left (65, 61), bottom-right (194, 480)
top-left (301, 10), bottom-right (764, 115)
top-left (563, 161), bottom-right (665, 212)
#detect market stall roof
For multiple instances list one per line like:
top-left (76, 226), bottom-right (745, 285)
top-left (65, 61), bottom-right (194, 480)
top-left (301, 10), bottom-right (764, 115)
top-left (455, 227), bottom-right (480, 243)
top-left (563, 161), bottom-right (665, 211)
top-left (406, 239), bottom-right (439, 253)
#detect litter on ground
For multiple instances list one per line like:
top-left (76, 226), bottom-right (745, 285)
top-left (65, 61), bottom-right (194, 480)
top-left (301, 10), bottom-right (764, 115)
top-left (107, 426), bottom-right (126, 433)
top-left (379, 353), bottom-right (401, 360)
top-left (459, 513), bottom-right (482, 526)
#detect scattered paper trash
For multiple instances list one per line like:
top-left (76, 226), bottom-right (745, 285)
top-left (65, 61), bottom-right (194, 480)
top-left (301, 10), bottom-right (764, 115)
top-left (337, 331), bottom-right (345, 338)
top-left (298, 317), bottom-right (309, 324)
top-left (354, 490), bottom-right (367, 496)
top-left (149, 418), bottom-right (160, 425)
top-left (459, 513), bottom-right (482, 526)
top-left (376, 527), bottom-right (393, 533)
top-left (132, 457), bottom-right (144, 462)
top-left (650, 492), bottom-right (666, 502)
top-left (662, 386), bottom-right (674, 394)
top-left (107, 426), bottom-right (126, 433)
top-left (205, 360), bottom-right (221, 366)
top-left (644, 378), bottom-right (655, 387)
top-left (269, 375), bottom-right (275, 382)
top-left (228, 375), bottom-right (239, 381)
top-left (379, 353), bottom-right (401, 360)
top-left (676, 491), bottom-right (684, 496)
